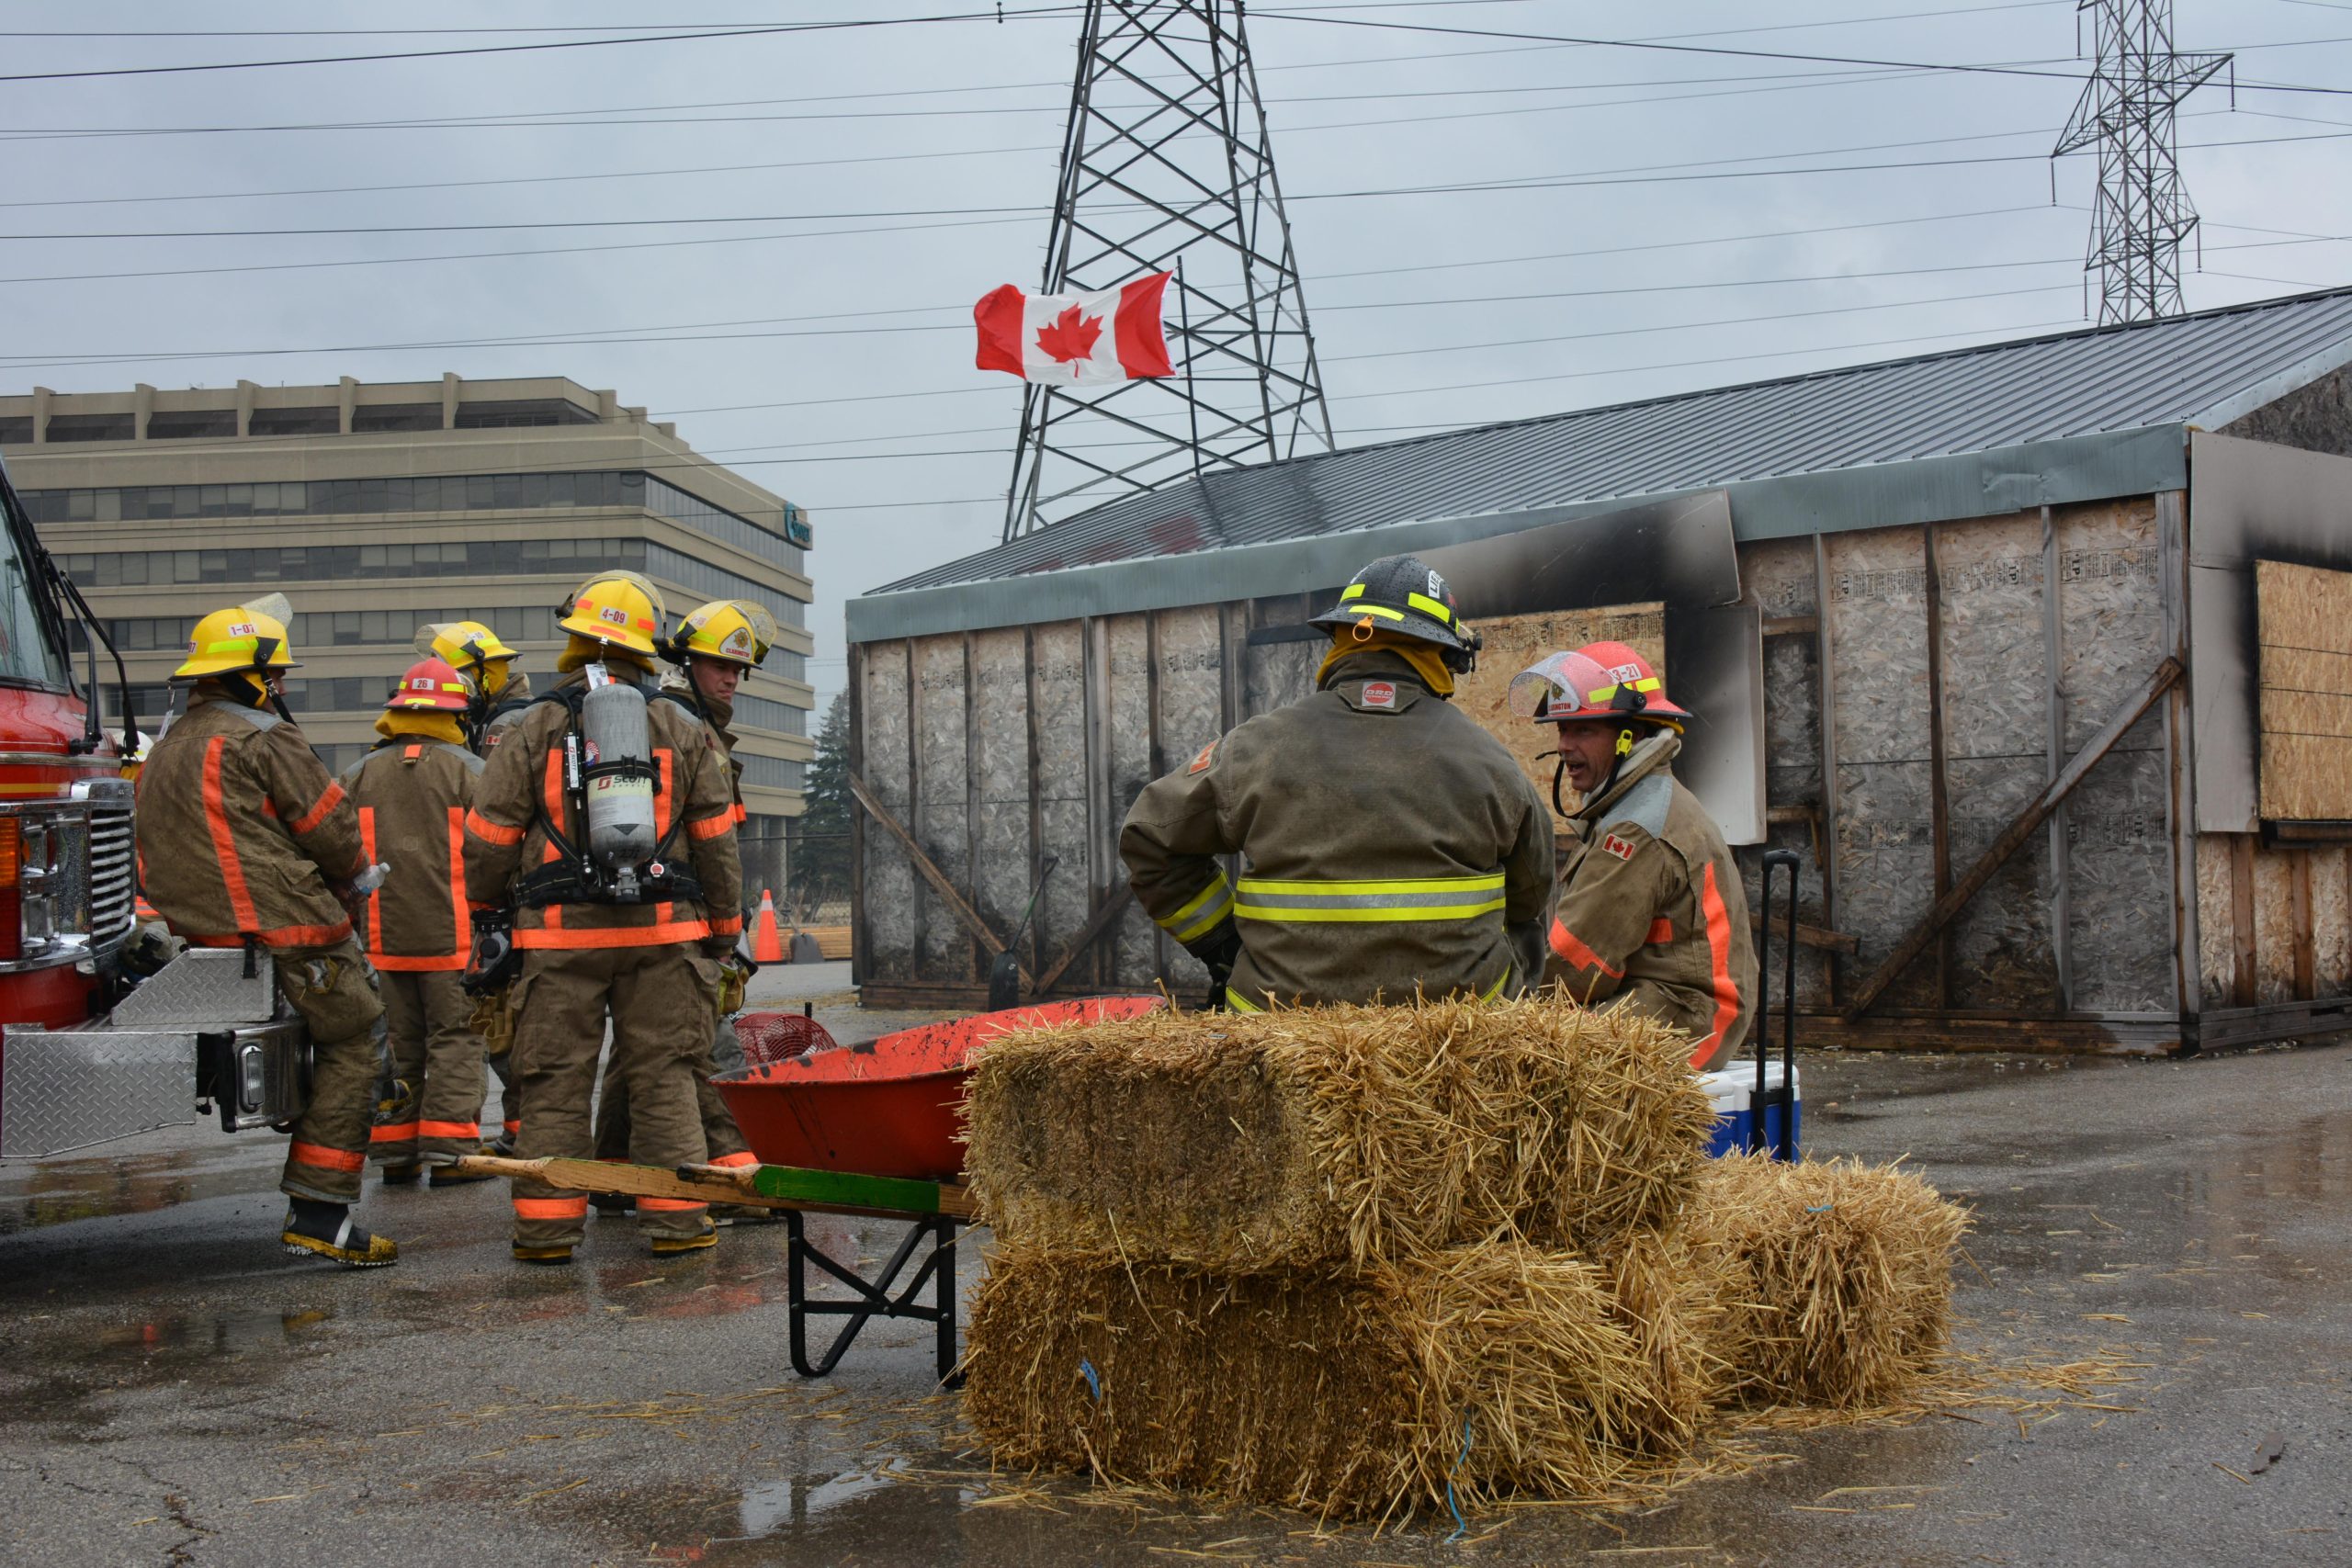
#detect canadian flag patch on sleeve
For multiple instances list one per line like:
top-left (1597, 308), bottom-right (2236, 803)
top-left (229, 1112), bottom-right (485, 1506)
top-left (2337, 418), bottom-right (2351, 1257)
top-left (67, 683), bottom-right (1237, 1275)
top-left (1602, 832), bottom-right (1636, 862)
top-left (1188, 739), bottom-right (1218, 774)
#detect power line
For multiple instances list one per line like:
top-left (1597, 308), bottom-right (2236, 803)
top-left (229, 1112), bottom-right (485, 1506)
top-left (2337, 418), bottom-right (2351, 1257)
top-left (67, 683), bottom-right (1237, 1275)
top-left (0, 8), bottom-right (1082, 85)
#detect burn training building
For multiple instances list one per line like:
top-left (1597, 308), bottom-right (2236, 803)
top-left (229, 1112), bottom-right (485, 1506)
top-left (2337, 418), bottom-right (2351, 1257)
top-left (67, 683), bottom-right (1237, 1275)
top-left (843, 287), bottom-right (2352, 1053)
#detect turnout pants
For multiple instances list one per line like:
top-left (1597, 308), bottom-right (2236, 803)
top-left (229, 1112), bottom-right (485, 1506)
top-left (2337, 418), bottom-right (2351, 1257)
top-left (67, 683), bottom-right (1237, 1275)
top-left (509, 942), bottom-right (721, 1249)
top-left (370, 970), bottom-right (489, 1168)
top-left (469, 986), bottom-right (523, 1149)
top-left (592, 1013), bottom-right (752, 1170)
top-left (275, 939), bottom-right (385, 1207)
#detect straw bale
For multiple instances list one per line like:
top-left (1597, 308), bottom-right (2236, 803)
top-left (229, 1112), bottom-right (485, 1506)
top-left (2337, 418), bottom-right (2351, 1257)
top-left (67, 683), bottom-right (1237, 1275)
top-left (962, 1237), bottom-right (1686, 1518)
top-left (1591, 1225), bottom-right (1742, 1442)
top-left (1693, 1154), bottom-right (1970, 1409)
top-left (965, 995), bottom-right (1713, 1269)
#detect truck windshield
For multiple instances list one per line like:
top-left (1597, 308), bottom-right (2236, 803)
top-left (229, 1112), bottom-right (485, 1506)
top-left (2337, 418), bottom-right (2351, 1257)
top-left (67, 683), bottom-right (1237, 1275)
top-left (0, 470), bottom-right (74, 690)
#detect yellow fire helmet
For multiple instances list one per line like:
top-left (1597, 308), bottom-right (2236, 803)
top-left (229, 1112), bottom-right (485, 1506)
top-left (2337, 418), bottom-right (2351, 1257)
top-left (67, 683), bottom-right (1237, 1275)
top-left (175, 602), bottom-right (299, 681)
top-left (558, 571), bottom-right (665, 659)
top-left (413, 620), bottom-right (518, 694)
top-left (673, 599), bottom-right (778, 669)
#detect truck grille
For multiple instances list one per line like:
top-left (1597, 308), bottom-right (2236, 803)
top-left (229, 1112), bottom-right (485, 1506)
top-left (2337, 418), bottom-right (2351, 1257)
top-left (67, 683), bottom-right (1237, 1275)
top-left (88, 799), bottom-right (135, 943)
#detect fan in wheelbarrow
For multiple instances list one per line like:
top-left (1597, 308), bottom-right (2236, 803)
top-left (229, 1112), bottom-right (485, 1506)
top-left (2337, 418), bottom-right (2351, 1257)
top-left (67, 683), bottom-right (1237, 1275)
top-left (734, 1010), bottom-right (841, 1068)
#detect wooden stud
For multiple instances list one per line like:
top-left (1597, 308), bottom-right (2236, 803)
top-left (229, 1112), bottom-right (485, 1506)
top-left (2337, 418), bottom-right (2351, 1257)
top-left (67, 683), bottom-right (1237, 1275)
top-left (2232, 832), bottom-right (2257, 1008)
top-left (1922, 521), bottom-right (1953, 1008)
top-left (1023, 626), bottom-right (1045, 980)
top-left (2291, 849), bottom-right (2316, 1001)
top-left (963, 631), bottom-right (983, 982)
top-left (2042, 503), bottom-right (2075, 1013)
top-left (2157, 489), bottom-right (2199, 1032)
top-left (905, 638), bottom-right (926, 974)
top-left (1762, 614), bottom-right (1818, 638)
top-left (848, 641), bottom-right (869, 985)
top-left (845, 766), bottom-right (1028, 985)
top-left (1144, 609), bottom-right (1169, 989)
top-left (1813, 536), bottom-right (1843, 1006)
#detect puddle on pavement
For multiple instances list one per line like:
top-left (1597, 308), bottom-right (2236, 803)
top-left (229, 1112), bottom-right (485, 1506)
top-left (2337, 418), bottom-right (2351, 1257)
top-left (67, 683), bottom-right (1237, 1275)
top-left (0, 1144), bottom-right (277, 1235)
top-left (736, 1461), bottom-right (904, 1537)
top-left (93, 1307), bottom-right (334, 1358)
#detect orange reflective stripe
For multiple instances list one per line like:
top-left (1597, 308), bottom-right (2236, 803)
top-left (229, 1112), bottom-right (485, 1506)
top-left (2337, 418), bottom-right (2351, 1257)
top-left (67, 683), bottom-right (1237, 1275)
top-left (369, 1122), bottom-right (419, 1144)
top-left (707, 1151), bottom-right (759, 1169)
top-left (358, 805), bottom-right (379, 956)
top-left (187, 922), bottom-right (354, 949)
top-left (707, 914), bottom-right (742, 936)
top-left (447, 805), bottom-right (469, 957)
top-left (730, 802), bottom-right (748, 825)
top-left (289, 780), bottom-right (345, 838)
top-left (1645, 917), bottom-right (1674, 944)
top-left (514, 1196), bottom-right (589, 1220)
top-left (515, 919), bottom-right (713, 949)
top-left (201, 738), bottom-right (261, 932)
top-left (542, 749), bottom-right (567, 838)
top-left (687, 812), bottom-right (732, 841)
top-left (1693, 862), bottom-right (1742, 1069)
top-left (417, 1119), bottom-right (480, 1140)
top-left (465, 809), bottom-right (525, 847)
top-left (370, 953), bottom-right (467, 972)
top-left (503, 1120), bottom-right (522, 1135)
top-left (637, 1197), bottom-right (707, 1213)
top-left (290, 1141), bottom-right (366, 1173)
top-left (654, 748), bottom-right (675, 843)
top-left (403, 743), bottom-right (423, 761)
top-left (1548, 918), bottom-right (1624, 979)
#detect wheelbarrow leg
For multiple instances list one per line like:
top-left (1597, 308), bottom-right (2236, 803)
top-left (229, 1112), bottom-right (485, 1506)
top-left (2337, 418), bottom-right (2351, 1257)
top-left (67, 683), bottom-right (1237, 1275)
top-left (786, 1209), bottom-right (963, 1386)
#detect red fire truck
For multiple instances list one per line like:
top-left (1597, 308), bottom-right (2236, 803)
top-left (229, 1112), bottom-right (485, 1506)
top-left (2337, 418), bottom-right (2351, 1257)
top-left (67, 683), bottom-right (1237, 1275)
top-left (0, 453), bottom-right (311, 1160)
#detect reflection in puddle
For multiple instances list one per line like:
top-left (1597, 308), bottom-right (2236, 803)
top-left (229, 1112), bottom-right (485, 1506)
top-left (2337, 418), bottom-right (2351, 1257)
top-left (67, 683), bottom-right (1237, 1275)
top-left (1, 1144), bottom-right (276, 1235)
top-left (738, 1460), bottom-right (902, 1537)
top-left (95, 1308), bottom-right (334, 1356)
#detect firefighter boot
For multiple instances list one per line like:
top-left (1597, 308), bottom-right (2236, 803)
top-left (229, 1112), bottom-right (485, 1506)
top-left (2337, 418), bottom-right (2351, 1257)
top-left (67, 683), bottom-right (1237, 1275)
top-left (512, 1241), bottom-right (574, 1265)
top-left (281, 1199), bottom-right (398, 1268)
top-left (650, 1218), bottom-right (718, 1257)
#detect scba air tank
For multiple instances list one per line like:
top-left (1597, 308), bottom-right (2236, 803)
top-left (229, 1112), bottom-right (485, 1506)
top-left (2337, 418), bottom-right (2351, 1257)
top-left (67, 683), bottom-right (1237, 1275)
top-left (582, 678), bottom-right (658, 882)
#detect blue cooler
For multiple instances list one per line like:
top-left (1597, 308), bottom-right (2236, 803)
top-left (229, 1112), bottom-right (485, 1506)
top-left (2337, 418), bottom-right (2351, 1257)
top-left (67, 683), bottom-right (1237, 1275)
top-left (1699, 1061), bottom-right (1801, 1159)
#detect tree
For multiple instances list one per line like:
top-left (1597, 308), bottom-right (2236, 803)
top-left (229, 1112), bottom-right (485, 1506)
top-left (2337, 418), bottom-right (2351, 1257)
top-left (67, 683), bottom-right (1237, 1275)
top-left (789, 694), bottom-right (853, 916)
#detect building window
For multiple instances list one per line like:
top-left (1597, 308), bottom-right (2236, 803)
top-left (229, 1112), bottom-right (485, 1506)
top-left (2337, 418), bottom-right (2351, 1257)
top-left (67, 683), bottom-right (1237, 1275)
top-left (43, 413), bottom-right (135, 443)
top-left (0, 417), bottom-right (35, 446)
top-left (249, 407), bottom-right (339, 437)
top-left (351, 403), bottom-right (442, 433)
top-left (735, 753), bottom-right (805, 792)
top-left (454, 398), bottom-right (598, 429)
top-left (729, 692), bottom-right (807, 735)
top-left (148, 411), bottom-right (237, 440)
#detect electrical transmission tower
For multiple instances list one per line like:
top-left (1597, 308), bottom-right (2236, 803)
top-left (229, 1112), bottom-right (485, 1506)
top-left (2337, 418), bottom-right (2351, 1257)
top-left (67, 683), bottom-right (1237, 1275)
top-left (2052, 0), bottom-right (2231, 324)
top-left (1002, 0), bottom-right (1333, 542)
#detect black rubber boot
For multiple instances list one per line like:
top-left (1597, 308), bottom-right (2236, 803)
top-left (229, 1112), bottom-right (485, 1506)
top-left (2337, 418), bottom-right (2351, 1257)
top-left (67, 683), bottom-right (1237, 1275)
top-left (281, 1200), bottom-right (398, 1268)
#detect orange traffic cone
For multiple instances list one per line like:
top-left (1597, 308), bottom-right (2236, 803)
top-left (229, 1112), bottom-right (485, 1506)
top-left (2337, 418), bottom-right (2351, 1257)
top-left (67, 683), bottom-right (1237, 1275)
top-left (751, 889), bottom-right (786, 964)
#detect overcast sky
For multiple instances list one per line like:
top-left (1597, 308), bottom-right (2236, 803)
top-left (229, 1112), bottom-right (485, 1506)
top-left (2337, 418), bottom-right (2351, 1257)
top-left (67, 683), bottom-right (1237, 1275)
top-left (6, 1), bottom-right (2348, 718)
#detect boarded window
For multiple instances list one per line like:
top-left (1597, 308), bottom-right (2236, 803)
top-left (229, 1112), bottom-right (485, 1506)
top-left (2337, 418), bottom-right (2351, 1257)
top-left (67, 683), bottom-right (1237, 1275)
top-left (2256, 558), bottom-right (2352, 821)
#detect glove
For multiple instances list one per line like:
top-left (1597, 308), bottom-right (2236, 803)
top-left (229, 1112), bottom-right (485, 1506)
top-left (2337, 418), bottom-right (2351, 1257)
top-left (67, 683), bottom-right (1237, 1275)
top-left (1195, 925), bottom-right (1242, 1011)
top-left (462, 908), bottom-right (521, 996)
top-left (732, 930), bottom-right (762, 981)
top-left (699, 933), bottom-right (738, 961)
top-left (716, 955), bottom-right (748, 1017)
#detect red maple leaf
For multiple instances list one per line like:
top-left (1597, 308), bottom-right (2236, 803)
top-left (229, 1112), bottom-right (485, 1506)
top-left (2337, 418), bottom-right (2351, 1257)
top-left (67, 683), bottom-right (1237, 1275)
top-left (1034, 303), bottom-right (1102, 365)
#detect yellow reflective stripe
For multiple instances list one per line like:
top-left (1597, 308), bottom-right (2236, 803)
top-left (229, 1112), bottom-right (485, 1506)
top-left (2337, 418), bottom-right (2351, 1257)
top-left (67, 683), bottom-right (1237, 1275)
top-left (1237, 899), bottom-right (1507, 923)
top-left (1237, 874), bottom-right (1504, 896)
top-left (1224, 987), bottom-right (1262, 1012)
top-left (1405, 592), bottom-right (1453, 625)
top-left (1340, 583), bottom-right (1365, 601)
top-left (1156, 874), bottom-right (1235, 943)
top-left (1347, 604), bottom-right (1406, 621)
top-left (1480, 968), bottom-right (1509, 1003)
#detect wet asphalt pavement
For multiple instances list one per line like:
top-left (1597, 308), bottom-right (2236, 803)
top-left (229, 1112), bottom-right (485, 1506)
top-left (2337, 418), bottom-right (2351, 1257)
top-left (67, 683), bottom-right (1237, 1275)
top-left (3, 986), bottom-right (2348, 1566)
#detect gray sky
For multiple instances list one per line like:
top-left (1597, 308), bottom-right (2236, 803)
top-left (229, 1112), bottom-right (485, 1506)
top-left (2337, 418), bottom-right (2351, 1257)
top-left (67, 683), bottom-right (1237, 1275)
top-left (6, 1), bottom-right (2348, 718)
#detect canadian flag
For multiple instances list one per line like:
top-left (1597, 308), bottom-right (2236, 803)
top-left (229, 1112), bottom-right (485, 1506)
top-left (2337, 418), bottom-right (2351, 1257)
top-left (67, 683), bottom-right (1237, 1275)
top-left (974, 272), bottom-right (1174, 386)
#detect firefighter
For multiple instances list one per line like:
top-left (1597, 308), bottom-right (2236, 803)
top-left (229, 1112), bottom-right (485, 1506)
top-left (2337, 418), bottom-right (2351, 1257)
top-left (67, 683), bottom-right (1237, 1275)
top-left (418, 620), bottom-right (532, 1156)
top-left (589, 600), bottom-right (778, 1213)
top-left (1511, 641), bottom-right (1755, 1070)
top-left (137, 603), bottom-right (397, 1268)
top-left (344, 658), bottom-right (493, 1185)
top-left (461, 573), bottom-right (743, 1264)
top-left (1121, 554), bottom-right (1554, 1010)
top-left (417, 619), bottom-right (528, 747)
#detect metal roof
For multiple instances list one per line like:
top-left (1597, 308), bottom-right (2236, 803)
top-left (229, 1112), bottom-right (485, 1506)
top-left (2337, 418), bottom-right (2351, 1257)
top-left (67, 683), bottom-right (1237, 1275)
top-left (877, 287), bottom-right (2352, 594)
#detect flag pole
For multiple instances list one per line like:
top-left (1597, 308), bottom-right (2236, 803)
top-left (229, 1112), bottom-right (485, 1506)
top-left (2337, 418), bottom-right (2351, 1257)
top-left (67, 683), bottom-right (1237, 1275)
top-left (1177, 254), bottom-right (1203, 479)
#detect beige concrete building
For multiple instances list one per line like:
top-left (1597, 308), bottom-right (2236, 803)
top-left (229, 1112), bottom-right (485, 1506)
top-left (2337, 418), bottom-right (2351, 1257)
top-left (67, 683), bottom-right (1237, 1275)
top-left (0, 373), bottom-right (814, 889)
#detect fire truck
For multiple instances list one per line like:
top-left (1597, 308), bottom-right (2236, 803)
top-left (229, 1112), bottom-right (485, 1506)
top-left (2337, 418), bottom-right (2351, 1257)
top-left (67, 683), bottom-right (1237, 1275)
top-left (0, 453), bottom-right (311, 1161)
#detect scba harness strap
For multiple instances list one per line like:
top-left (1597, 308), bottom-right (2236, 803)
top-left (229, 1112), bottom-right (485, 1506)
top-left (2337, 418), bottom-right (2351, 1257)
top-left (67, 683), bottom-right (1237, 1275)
top-left (514, 683), bottom-right (704, 908)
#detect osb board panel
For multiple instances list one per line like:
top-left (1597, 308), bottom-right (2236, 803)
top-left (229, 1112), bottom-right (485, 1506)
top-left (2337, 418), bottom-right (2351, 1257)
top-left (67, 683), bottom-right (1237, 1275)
top-left (2056, 500), bottom-right (2172, 1014)
top-left (1937, 513), bottom-right (2059, 1010)
top-left (1735, 829), bottom-right (1832, 1009)
top-left (2314, 846), bottom-right (2351, 995)
top-left (1826, 528), bottom-right (1936, 1010)
top-left (1028, 623), bottom-right (1094, 978)
top-left (1152, 605), bottom-right (1227, 991)
top-left (1450, 603), bottom-right (1664, 807)
top-left (911, 636), bottom-right (975, 983)
top-left (1245, 638), bottom-right (1317, 720)
top-left (2253, 848), bottom-right (2297, 1006)
top-left (2256, 558), bottom-right (2352, 821)
top-left (1106, 615), bottom-right (1159, 988)
top-left (2196, 836), bottom-right (2235, 1010)
top-left (970, 629), bottom-right (1035, 965)
top-left (859, 641), bottom-right (916, 980)
top-left (1740, 537), bottom-right (1818, 618)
